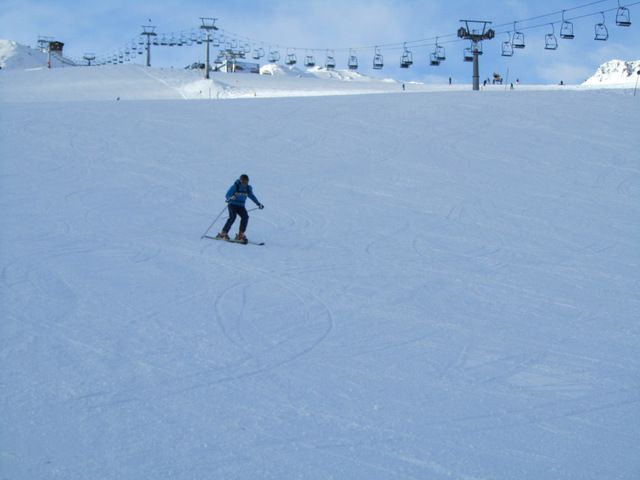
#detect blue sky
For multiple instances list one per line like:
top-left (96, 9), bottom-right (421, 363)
top-left (1, 0), bottom-right (639, 83)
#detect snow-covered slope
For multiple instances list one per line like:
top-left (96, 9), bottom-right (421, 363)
top-left (583, 59), bottom-right (640, 86)
top-left (0, 38), bottom-right (72, 70)
top-left (1, 61), bottom-right (639, 480)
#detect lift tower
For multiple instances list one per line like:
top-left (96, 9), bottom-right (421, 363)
top-left (457, 20), bottom-right (495, 91)
top-left (141, 24), bottom-right (157, 67)
top-left (200, 17), bottom-right (219, 80)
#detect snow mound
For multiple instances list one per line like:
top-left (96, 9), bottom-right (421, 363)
top-left (259, 63), bottom-right (311, 77)
top-left (259, 62), bottom-right (386, 83)
top-left (582, 59), bottom-right (640, 86)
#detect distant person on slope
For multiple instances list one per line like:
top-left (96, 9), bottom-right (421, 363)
top-left (216, 174), bottom-right (263, 243)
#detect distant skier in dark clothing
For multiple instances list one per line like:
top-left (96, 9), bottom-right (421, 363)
top-left (216, 174), bottom-right (263, 243)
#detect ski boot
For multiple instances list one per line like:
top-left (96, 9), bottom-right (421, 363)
top-left (216, 231), bottom-right (230, 240)
top-left (235, 232), bottom-right (248, 244)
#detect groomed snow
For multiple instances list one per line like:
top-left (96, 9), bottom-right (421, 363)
top-left (1, 64), bottom-right (639, 480)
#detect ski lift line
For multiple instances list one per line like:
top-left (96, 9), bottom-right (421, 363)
top-left (86, 0), bottom-right (639, 65)
top-left (210, 1), bottom-right (636, 54)
top-left (490, 1), bottom-right (639, 38)
top-left (491, 0), bottom-right (610, 29)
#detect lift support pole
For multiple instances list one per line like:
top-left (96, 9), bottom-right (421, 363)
top-left (458, 20), bottom-right (495, 91)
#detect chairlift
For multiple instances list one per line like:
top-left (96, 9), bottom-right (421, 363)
top-left (268, 49), bottom-right (280, 63)
top-left (253, 47), bottom-right (265, 60)
top-left (160, 36), bottom-right (168, 46)
top-left (560, 11), bottom-right (575, 39)
top-left (463, 47), bottom-right (473, 62)
top-left (502, 32), bottom-right (514, 56)
top-left (325, 50), bottom-right (336, 69)
top-left (429, 52), bottom-right (440, 66)
top-left (286, 50), bottom-right (297, 66)
top-left (400, 43), bottom-right (413, 68)
top-left (348, 49), bottom-right (358, 70)
top-left (373, 47), bottom-right (384, 69)
top-left (304, 51), bottom-right (316, 67)
top-left (616, 1), bottom-right (632, 26)
top-left (434, 37), bottom-right (446, 61)
top-left (594, 12), bottom-right (609, 41)
top-left (512, 22), bottom-right (525, 48)
top-left (545, 23), bottom-right (558, 50)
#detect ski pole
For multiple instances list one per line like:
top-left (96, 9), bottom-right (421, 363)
top-left (201, 204), bottom-right (228, 238)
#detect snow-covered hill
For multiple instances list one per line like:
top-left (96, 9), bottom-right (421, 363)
top-left (0, 38), bottom-right (73, 70)
top-left (1, 51), bottom-right (639, 480)
top-left (583, 59), bottom-right (640, 86)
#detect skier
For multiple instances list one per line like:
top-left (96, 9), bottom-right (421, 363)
top-left (216, 174), bottom-right (264, 243)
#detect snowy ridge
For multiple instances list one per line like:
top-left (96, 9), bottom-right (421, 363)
top-left (583, 59), bottom-right (640, 86)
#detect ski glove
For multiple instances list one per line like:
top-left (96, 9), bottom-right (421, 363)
top-left (258, 204), bottom-right (264, 209)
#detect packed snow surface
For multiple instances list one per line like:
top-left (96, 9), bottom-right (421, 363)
top-left (1, 64), bottom-right (639, 480)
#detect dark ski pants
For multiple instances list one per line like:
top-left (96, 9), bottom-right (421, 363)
top-left (222, 204), bottom-right (249, 233)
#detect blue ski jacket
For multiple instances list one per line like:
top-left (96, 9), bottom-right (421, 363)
top-left (226, 180), bottom-right (260, 207)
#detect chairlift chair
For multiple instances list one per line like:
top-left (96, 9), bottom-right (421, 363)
top-left (560, 11), bottom-right (575, 39)
top-left (502, 32), bottom-right (514, 56)
top-left (286, 50), bottom-right (297, 66)
top-left (512, 23), bottom-right (525, 49)
top-left (373, 47), bottom-right (384, 69)
top-left (594, 12), bottom-right (609, 40)
top-left (268, 50), bottom-right (280, 63)
top-left (463, 47), bottom-right (473, 62)
top-left (348, 50), bottom-right (358, 70)
top-left (616, 2), bottom-right (632, 26)
top-left (400, 43), bottom-right (413, 68)
top-left (304, 52), bottom-right (316, 67)
top-left (325, 50), bottom-right (336, 69)
top-left (429, 52), bottom-right (440, 66)
top-left (400, 51), bottom-right (413, 68)
top-left (545, 24), bottom-right (558, 50)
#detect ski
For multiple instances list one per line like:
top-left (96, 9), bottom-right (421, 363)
top-left (202, 235), bottom-right (264, 246)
